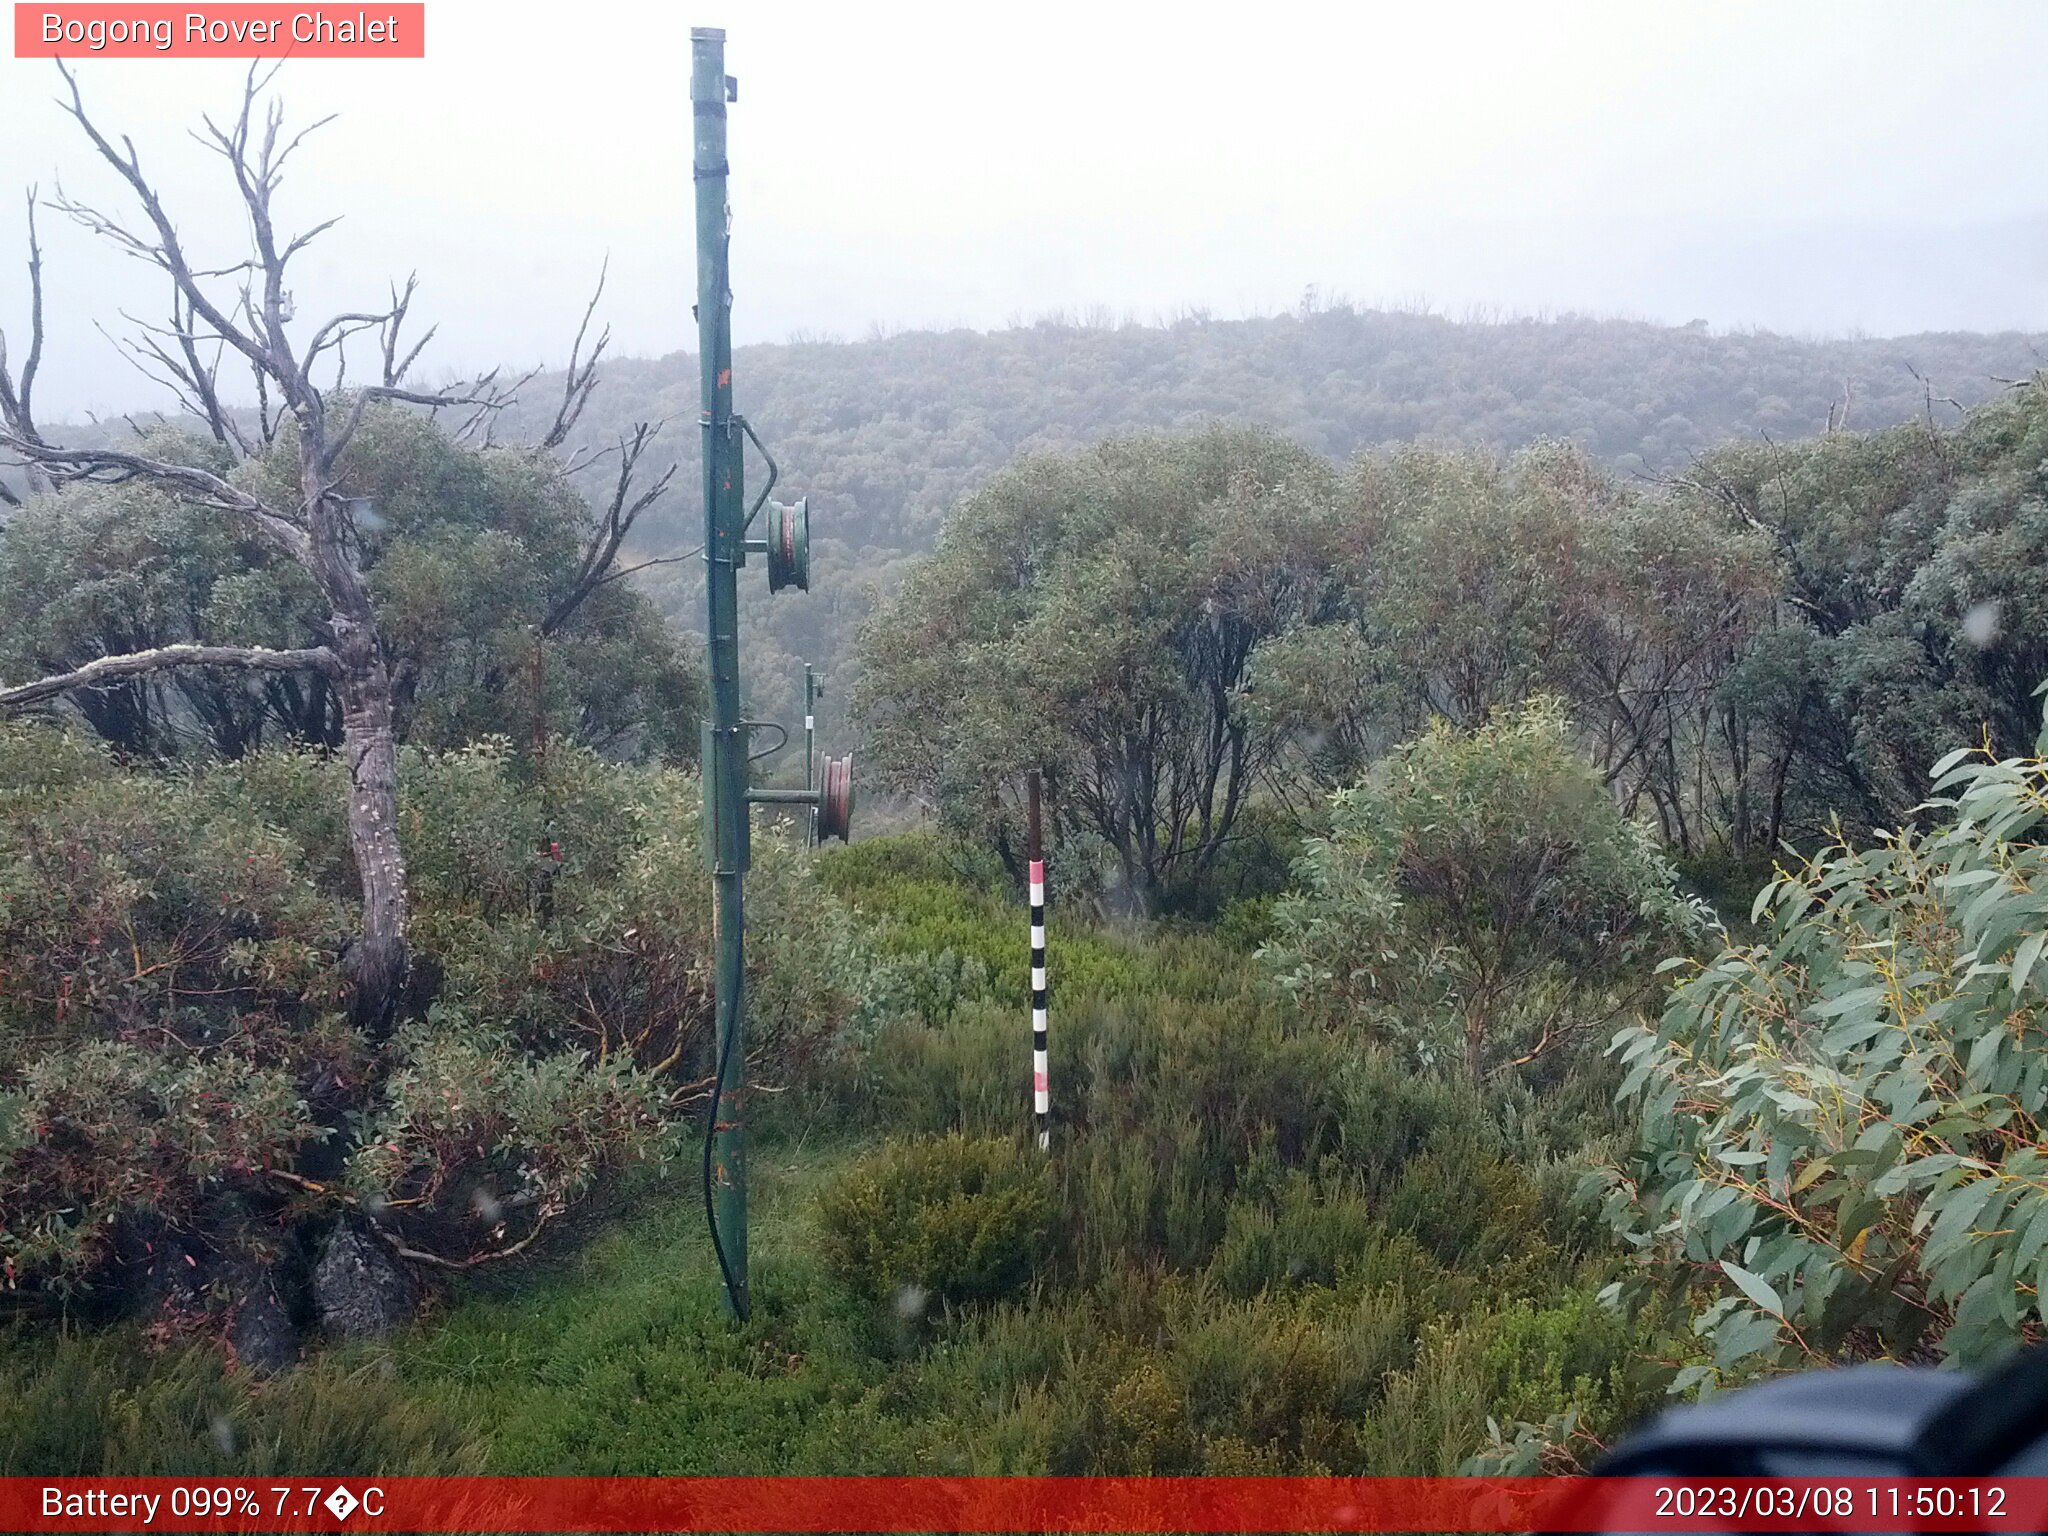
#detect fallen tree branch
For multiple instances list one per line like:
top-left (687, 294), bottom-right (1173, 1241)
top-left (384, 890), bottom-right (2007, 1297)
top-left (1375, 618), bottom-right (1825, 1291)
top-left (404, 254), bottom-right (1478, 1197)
top-left (265, 1169), bottom-right (565, 1270)
top-left (380, 1201), bottom-right (565, 1270)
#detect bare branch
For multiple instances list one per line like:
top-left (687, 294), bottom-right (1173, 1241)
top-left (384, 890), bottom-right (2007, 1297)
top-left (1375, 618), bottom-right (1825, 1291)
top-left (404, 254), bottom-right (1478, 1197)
top-left (378, 274), bottom-right (436, 387)
top-left (0, 188), bottom-right (48, 491)
top-left (1, 642), bottom-right (338, 711)
top-left (169, 289), bottom-right (244, 452)
top-left (324, 378), bottom-right (516, 472)
top-left (540, 260), bottom-right (610, 451)
top-left (51, 63), bottom-right (274, 383)
top-left (97, 318), bottom-right (187, 401)
top-left (278, 213), bottom-right (343, 269)
top-left (542, 420), bottom-right (676, 635)
top-left (0, 434), bottom-right (310, 560)
top-left (194, 75), bottom-right (310, 401)
top-left (96, 290), bottom-right (243, 452)
top-left (590, 545), bottom-right (704, 587)
top-left (303, 310), bottom-right (388, 368)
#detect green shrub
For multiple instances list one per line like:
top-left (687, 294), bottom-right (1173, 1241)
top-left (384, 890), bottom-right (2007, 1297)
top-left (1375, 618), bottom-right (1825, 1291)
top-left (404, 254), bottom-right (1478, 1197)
top-left (0, 726), bottom-right (349, 1287)
top-left (1477, 1289), bottom-right (1667, 1435)
top-left (0, 722), bottom-right (857, 1321)
top-left (1601, 704), bottom-right (2048, 1378)
top-left (1214, 895), bottom-right (1279, 953)
top-left (818, 832), bottom-right (1144, 1012)
top-left (817, 830), bottom-right (1007, 899)
top-left (1671, 846), bottom-right (1779, 932)
top-left (1328, 1048), bottom-right (1490, 1190)
top-left (1265, 697), bottom-right (1708, 1079)
top-left (817, 1135), bottom-right (1056, 1314)
top-left (1057, 1113), bottom-right (1226, 1279)
top-left (1159, 802), bottom-right (1305, 920)
top-left (929, 1268), bottom-right (1433, 1474)
top-left (1204, 1169), bottom-right (1389, 1295)
top-left (1384, 1148), bottom-right (1554, 1280)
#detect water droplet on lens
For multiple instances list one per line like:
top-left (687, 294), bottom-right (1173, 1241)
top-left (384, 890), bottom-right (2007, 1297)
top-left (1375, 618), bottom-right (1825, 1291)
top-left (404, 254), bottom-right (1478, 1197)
top-left (1963, 600), bottom-right (2001, 648)
top-left (894, 1283), bottom-right (929, 1319)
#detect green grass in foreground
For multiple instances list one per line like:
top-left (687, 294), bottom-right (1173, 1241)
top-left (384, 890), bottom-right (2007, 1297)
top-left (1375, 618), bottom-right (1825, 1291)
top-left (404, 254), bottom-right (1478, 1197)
top-left (377, 1144), bottom-right (962, 1475)
top-left (0, 1143), bottom-right (936, 1476)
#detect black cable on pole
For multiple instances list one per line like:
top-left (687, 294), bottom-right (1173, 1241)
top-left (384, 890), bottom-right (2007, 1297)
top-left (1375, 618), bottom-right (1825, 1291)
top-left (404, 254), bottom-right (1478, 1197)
top-left (700, 1003), bottom-right (747, 1321)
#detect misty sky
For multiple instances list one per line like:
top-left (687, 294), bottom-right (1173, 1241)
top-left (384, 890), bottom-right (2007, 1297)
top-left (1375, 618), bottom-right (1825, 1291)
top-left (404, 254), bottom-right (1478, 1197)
top-left (3, 0), bottom-right (2045, 419)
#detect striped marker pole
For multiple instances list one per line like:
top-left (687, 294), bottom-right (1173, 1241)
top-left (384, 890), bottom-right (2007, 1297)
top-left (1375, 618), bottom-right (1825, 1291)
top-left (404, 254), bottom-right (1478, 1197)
top-left (1028, 770), bottom-right (1049, 1150)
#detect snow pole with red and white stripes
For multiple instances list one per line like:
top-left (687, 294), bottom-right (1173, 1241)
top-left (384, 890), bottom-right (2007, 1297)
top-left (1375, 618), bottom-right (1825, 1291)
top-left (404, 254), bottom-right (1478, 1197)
top-left (1028, 770), bottom-right (1049, 1151)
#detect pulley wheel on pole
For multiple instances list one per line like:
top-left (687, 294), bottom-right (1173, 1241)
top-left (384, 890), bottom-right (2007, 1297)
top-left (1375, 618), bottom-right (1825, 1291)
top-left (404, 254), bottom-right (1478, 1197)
top-left (767, 497), bottom-right (810, 593)
top-left (817, 753), bottom-right (855, 842)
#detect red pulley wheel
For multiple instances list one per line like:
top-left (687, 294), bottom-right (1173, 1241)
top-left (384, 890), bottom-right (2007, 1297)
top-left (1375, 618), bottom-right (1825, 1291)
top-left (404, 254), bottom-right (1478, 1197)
top-left (766, 497), bottom-right (810, 593)
top-left (817, 754), bottom-right (854, 843)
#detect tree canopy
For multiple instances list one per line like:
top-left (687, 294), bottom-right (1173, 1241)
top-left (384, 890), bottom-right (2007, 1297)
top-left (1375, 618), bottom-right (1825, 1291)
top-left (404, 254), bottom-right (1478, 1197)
top-left (855, 424), bottom-right (1337, 908)
top-left (858, 382), bottom-right (2048, 915)
top-left (1, 409), bottom-right (700, 765)
top-left (475, 306), bottom-right (2048, 738)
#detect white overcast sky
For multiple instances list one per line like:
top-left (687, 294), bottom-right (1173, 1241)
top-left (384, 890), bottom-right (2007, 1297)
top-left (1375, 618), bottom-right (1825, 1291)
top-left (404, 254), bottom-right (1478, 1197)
top-left (3, 0), bottom-right (2045, 418)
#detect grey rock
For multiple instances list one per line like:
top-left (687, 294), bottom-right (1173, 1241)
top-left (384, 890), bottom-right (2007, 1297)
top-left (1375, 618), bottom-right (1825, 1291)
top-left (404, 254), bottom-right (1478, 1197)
top-left (230, 1276), bottom-right (302, 1374)
top-left (312, 1220), bottom-right (418, 1339)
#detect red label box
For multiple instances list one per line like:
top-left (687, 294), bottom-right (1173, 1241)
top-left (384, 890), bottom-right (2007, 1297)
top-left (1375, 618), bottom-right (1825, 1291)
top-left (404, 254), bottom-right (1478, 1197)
top-left (14, 4), bottom-right (425, 57)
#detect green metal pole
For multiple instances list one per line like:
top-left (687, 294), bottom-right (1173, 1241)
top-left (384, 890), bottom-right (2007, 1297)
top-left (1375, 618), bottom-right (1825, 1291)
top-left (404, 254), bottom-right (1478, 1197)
top-left (692, 24), bottom-right (748, 1323)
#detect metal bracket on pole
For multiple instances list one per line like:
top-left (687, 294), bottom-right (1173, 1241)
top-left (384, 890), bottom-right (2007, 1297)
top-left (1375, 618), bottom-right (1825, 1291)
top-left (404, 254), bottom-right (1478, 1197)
top-left (742, 665), bottom-right (854, 843)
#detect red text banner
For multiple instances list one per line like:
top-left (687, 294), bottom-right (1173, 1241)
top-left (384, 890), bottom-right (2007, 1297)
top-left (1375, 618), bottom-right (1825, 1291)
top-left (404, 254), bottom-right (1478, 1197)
top-left (8, 1476), bottom-right (2048, 1532)
top-left (15, 5), bottom-right (424, 58)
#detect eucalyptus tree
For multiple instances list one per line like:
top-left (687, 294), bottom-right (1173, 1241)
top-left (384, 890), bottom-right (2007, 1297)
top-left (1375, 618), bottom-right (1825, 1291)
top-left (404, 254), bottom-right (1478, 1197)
top-left (0, 66), bottom-right (677, 1032)
top-left (1666, 379), bottom-right (2048, 836)
top-left (1602, 700), bottom-right (2048, 1377)
top-left (0, 411), bottom-right (701, 766)
top-left (1244, 440), bottom-right (1780, 854)
top-left (856, 425), bottom-right (1338, 910)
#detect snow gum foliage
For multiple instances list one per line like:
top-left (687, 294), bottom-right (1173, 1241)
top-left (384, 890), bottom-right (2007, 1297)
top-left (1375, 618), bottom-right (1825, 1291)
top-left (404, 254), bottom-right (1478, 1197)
top-left (0, 410), bottom-right (701, 764)
top-left (1264, 698), bottom-right (1707, 1080)
top-left (854, 424), bottom-right (1339, 909)
top-left (1600, 692), bottom-right (2048, 1380)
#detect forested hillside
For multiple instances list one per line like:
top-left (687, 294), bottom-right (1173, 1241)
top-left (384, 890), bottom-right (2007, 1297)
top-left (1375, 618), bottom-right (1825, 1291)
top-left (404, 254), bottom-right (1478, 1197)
top-left (16, 309), bottom-right (2041, 730)
top-left (485, 307), bottom-right (2048, 726)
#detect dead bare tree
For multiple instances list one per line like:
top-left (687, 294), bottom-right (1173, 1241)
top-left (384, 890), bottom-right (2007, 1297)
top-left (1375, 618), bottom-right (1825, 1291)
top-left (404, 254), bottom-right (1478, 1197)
top-left (0, 190), bottom-right (49, 508)
top-left (0, 64), bottom-right (676, 1035)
